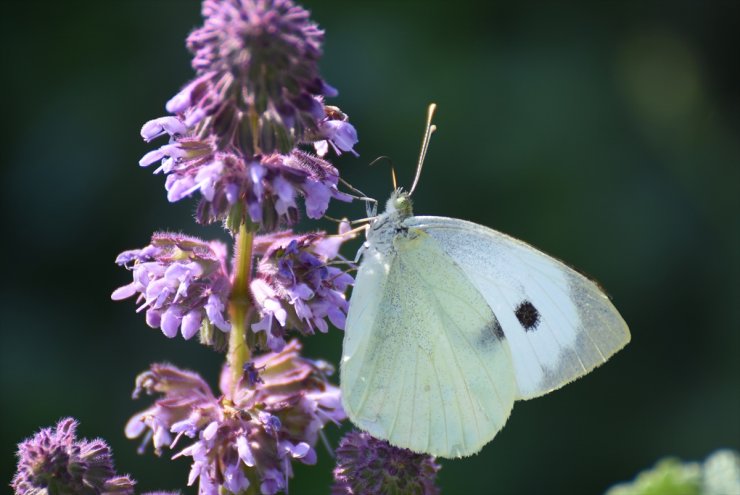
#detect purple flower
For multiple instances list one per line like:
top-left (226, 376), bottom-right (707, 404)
top-left (332, 431), bottom-right (441, 495)
top-left (12, 417), bottom-right (136, 495)
top-left (126, 340), bottom-right (345, 495)
top-left (125, 364), bottom-right (219, 456)
top-left (250, 226), bottom-right (354, 352)
top-left (112, 232), bottom-right (231, 343)
top-left (139, 126), bottom-right (352, 228)
top-left (162, 0), bottom-right (338, 155)
top-left (313, 105), bottom-right (359, 158)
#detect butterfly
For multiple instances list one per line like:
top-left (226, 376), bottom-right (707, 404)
top-left (340, 104), bottom-right (630, 458)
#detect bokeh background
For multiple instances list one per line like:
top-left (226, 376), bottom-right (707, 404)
top-left (2, 1), bottom-right (738, 493)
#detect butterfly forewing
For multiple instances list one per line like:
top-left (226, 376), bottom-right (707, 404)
top-left (341, 228), bottom-right (517, 457)
top-left (408, 216), bottom-right (631, 400)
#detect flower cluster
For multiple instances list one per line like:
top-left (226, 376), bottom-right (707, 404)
top-left (126, 340), bottom-right (345, 495)
top-left (170, 0), bottom-right (338, 155)
top-left (138, 0), bottom-right (358, 231)
top-left (332, 431), bottom-right (441, 495)
top-left (251, 226), bottom-right (353, 352)
top-left (139, 133), bottom-right (353, 228)
top-left (12, 418), bottom-right (136, 495)
top-left (112, 227), bottom-right (352, 351)
top-left (112, 232), bottom-right (231, 341)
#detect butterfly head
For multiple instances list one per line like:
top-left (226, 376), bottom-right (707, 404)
top-left (385, 188), bottom-right (413, 220)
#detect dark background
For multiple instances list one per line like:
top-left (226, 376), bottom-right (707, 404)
top-left (2, 1), bottom-right (738, 494)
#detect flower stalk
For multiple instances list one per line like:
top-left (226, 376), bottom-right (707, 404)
top-left (45, 1), bottom-right (365, 493)
top-left (228, 221), bottom-right (255, 395)
top-left (249, 106), bottom-right (261, 155)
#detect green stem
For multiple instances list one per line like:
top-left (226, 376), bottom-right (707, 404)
top-left (249, 107), bottom-right (261, 155)
top-left (228, 222), bottom-right (254, 397)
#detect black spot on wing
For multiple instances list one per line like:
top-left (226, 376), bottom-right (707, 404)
top-left (492, 318), bottom-right (505, 339)
top-left (515, 301), bottom-right (540, 331)
top-left (477, 318), bottom-right (506, 348)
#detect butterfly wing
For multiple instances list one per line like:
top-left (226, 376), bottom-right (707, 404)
top-left (341, 227), bottom-right (517, 457)
top-left (406, 216), bottom-right (630, 400)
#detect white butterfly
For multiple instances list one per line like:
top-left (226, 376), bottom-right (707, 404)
top-left (340, 104), bottom-right (630, 458)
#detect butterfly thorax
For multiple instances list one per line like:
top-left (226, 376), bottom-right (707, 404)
top-left (364, 189), bottom-right (414, 256)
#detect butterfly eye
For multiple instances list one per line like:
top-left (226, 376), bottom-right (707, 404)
top-left (392, 194), bottom-right (413, 216)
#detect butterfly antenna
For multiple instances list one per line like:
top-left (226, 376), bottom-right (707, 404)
top-left (369, 154), bottom-right (398, 189)
top-left (409, 103), bottom-right (437, 196)
top-left (368, 155), bottom-right (396, 170)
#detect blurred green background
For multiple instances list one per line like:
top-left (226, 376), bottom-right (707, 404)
top-left (2, 1), bottom-right (738, 493)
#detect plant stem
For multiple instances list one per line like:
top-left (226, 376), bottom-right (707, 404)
top-left (249, 107), bottom-right (260, 155)
top-left (228, 221), bottom-right (254, 396)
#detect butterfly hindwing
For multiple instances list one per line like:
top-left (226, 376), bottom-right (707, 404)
top-left (408, 216), bottom-right (630, 400)
top-left (341, 228), bottom-right (517, 457)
